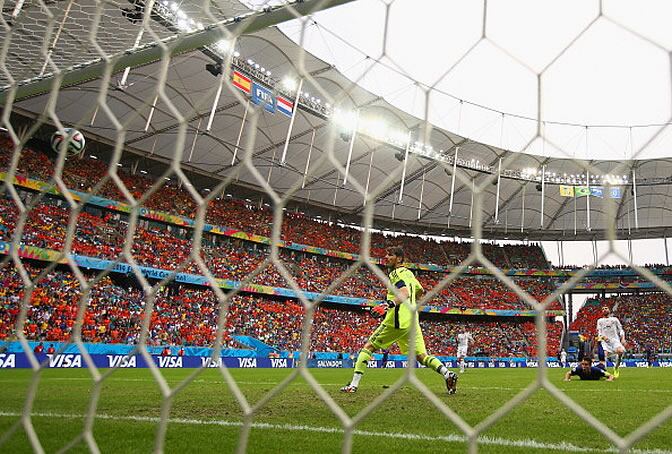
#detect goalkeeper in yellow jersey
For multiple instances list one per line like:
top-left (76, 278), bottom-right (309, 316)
top-left (340, 247), bottom-right (458, 394)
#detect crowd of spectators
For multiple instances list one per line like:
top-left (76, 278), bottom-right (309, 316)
top-left (569, 298), bottom-right (612, 340)
top-left (0, 192), bottom-right (561, 311)
top-left (0, 264), bottom-right (561, 356)
top-left (571, 294), bottom-right (672, 354)
top-left (0, 134), bottom-right (549, 269)
top-left (558, 263), bottom-right (671, 271)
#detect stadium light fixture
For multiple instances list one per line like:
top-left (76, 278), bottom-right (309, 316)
top-left (282, 77), bottom-right (298, 91)
top-left (215, 40), bottom-right (232, 53)
top-left (332, 109), bottom-right (358, 133)
top-left (205, 63), bottom-right (222, 77)
top-left (89, 155), bottom-right (98, 159)
top-left (359, 117), bottom-right (388, 141)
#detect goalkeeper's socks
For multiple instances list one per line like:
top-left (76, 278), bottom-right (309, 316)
top-left (350, 371), bottom-right (363, 388)
top-left (423, 355), bottom-right (448, 376)
top-left (354, 348), bottom-right (373, 375)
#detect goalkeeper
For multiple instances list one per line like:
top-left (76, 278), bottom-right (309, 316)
top-left (340, 247), bottom-right (457, 394)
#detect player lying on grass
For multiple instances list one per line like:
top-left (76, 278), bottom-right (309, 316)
top-left (340, 247), bottom-right (458, 394)
top-left (563, 357), bottom-right (615, 381)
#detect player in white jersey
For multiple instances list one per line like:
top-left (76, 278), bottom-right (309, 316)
top-left (596, 306), bottom-right (626, 377)
top-left (560, 349), bottom-right (567, 367)
top-left (457, 331), bottom-right (474, 373)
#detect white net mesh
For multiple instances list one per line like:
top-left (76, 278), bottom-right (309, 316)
top-left (1, 0), bottom-right (671, 452)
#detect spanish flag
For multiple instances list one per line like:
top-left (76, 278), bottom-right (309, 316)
top-left (232, 71), bottom-right (251, 93)
top-left (559, 185), bottom-right (574, 197)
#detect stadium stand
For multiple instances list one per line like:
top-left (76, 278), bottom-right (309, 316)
top-left (0, 136), bottom-right (549, 269)
top-left (0, 263), bottom-right (561, 357)
top-left (0, 136), bottom-right (567, 357)
top-left (571, 294), bottom-right (672, 354)
top-left (0, 192), bottom-right (561, 310)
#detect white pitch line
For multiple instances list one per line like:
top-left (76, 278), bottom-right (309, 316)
top-left (0, 411), bottom-right (669, 454)
top-left (0, 378), bottom-right (345, 386)
top-left (0, 378), bottom-right (670, 395)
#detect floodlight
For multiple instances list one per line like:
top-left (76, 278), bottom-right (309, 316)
top-left (282, 77), bottom-right (298, 91)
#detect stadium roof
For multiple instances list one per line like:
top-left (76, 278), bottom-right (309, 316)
top-left (7, 0), bottom-right (672, 242)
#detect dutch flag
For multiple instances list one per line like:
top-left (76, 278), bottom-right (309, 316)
top-left (277, 96), bottom-right (294, 117)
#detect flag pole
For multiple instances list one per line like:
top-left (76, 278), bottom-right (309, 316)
top-left (280, 79), bottom-right (303, 165)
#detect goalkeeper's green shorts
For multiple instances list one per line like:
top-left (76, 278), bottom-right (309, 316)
top-left (368, 322), bottom-right (427, 356)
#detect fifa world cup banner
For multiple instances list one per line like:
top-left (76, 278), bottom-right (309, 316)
top-left (3, 354), bottom-right (669, 369)
top-left (0, 353), bottom-right (294, 369)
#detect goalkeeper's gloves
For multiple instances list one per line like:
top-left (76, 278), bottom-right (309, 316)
top-left (371, 301), bottom-right (394, 317)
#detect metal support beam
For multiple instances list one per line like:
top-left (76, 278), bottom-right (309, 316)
top-left (280, 79), bottom-right (304, 165)
top-left (586, 170), bottom-right (591, 231)
top-left (448, 147), bottom-right (459, 216)
top-left (363, 146), bottom-right (375, 206)
top-left (417, 169), bottom-right (425, 220)
top-left (494, 157), bottom-right (502, 223)
top-left (398, 131), bottom-right (413, 203)
top-left (469, 177), bottom-right (474, 228)
top-left (632, 169), bottom-right (639, 229)
top-left (520, 183), bottom-right (525, 232)
top-left (301, 129), bottom-right (316, 189)
top-left (231, 100), bottom-right (250, 165)
top-left (1, 0), bottom-right (357, 102)
top-left (343, 110), bottom-right (359, 187)
top-left (540, 165), bottom-right (545, 228)
top-left (144, 95), bottom-right (159, 132)
top-left (206, 74), bottom-right (225, 131)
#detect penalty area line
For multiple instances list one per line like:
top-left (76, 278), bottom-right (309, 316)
top-left (0, 411), bottom-right (669, 453)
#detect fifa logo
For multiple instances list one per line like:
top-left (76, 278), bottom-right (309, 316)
top-left (255, 87), bottom-right (273, 104)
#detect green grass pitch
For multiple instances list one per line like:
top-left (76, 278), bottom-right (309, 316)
top-left (0, 367), bottom-right (670, 453)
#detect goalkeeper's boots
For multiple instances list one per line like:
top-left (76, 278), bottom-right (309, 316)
top-left (445, 371), bottom-right (458, 395)
top-left (340, 384), bottom-right (358, 393)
